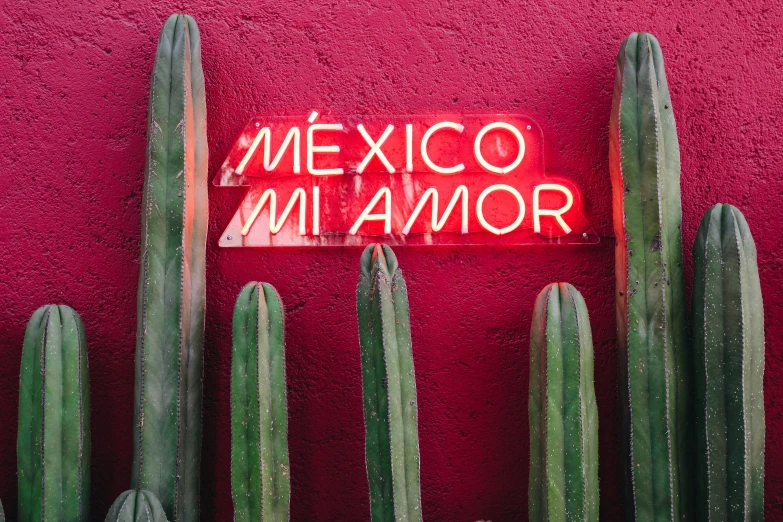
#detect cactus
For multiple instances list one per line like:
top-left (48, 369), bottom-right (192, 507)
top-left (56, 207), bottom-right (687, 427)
top-left (18, 305), bottom-right (90, 522)
top-left (132, 13), bottom-right (209, 522)
top-left (692, 204), bottom-right (765, 521)
top-left (231, 282), bottom-right (290, 521)
top-left (105, 490), bottom-right (169, 522)
top-left (529, 283), bottom-right (599, 522)
top-left (357, 244), bottom-right (422, 522)
top-left (1, 497), bottom-right (5, 522)
top-left (609, 32), bottom-right (692, 520)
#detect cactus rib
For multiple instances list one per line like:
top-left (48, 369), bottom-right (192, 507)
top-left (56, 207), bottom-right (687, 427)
top-left (105, 490), bottom-right (169, 522)
top-left (692, 204), bottom-right (764, 521)
top-left (357, 244), bottom-right (422, 522)
top-left (529, 283), bottom-right (599, 522)
top-left (231, 282), bottom-right (291, 521)
top-left (132, 13), bottom-right (209, 522)
top-left (609, 32), bottom-right (692, 521)
top-left (18, 305), bottom-right (90, 522)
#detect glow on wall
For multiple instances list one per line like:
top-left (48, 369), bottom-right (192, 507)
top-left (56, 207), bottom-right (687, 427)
top-left (214, 112), bottom-right (597, 246)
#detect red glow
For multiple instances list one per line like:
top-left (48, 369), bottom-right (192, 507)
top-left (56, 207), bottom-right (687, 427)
top-left (215, 113), bottom-right (596, 247)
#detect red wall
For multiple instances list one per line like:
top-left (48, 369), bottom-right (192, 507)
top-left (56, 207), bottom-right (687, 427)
top-left (1, 1), bottom-right (781, 520)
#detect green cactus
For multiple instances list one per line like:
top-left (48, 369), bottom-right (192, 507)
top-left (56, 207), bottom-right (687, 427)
top-left (609, 32), bottom-right (692, 520)
top-left (132, 13), bottom-right (209, 522)
top-left (693, 204), bottom-right (765, 521)
top-left (231, 282), bottom-right (290, 521)
top-left (357, 244), bottom-right (422, 522)
top-left (105, 490), bottom-right (169, 522)
top-left (529, 283), bottom-right (599, 522)
top-left (18, 305), bottom-right (90, 522)
top-left (1, 497), bottom-right (5, 522)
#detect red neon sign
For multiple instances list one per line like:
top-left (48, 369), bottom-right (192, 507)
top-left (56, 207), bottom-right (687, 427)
top-left (215, 112), bottom-right (597, 247)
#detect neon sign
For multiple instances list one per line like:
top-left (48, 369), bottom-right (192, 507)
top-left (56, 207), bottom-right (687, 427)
top-left (215, 112), bottom-right (596, 247)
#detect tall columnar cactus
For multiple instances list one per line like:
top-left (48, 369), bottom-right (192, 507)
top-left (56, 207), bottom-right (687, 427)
top-left (18, 305), bottom-right (90, 522)
top-left (693, 204), bottom-right (765, 521)
top-left (105, 490), bottom-right (169, 522)
top-left (357, 244), bottom-right (422, 522)
top-left (231, 282), bottom-right (290, 521)
top-left (529, 283), bottom-right (599, 522)
top-left (609, 32), bottom-right (692, 520)
top-left (132, 13), bottom-right (209, 522)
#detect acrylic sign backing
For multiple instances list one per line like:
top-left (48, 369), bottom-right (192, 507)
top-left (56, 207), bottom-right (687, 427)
top-left (215, 112), bottom-right (597, 247)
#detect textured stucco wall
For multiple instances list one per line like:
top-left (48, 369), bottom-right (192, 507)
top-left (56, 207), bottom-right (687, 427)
top-left (1, 1), bottom-right (781, 520)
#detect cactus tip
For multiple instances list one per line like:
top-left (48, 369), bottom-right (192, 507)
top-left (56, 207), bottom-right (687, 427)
top-left (371, 243), bottom-right (383, 265)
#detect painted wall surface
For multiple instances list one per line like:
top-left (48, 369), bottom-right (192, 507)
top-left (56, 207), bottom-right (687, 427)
top-left (1, 1), bottom-right (781, 520)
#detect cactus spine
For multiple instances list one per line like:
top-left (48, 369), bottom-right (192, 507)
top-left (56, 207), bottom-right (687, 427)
top-left (693, 204), bottom-right (764, 521)
top-left (357, 244), bottom-right (422, 522)
top-left (529, 283), bottom-right (599, 522)
top-left (132, 13), bottom-right (209, 522)
top-left (231, 283), bottom-right (290, 521)
top-left (609, 32), bottom-right (692, 520)
top-left (18, 305), bottom-right (90, 522)
top-left (105, 490), bottom-right (169, 522)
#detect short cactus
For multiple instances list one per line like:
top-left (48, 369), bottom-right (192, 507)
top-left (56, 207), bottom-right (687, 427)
top-left (18, 305), bottom-right (90, 522)
top-left (609, 32), bottom-right (692, 520)
top-left (132, 13), bottom-right (209, 521)
top-left (231, 282), bottom-right (290, 521)
top-left (529, 283), bottom-right (599, 522)
top-left (357, 244), bottom-right (422, 522)
top-left (105, 490), bottom-right (169, 522)
top-left (692, 204), bottom-right (765, 521)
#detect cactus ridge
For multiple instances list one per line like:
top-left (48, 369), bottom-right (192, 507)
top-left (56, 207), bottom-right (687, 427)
top-left (357, 244), bottom-right (422, 522)
top-left (231, 282), bottom-right (290, 522)
top-left (693, 204), bottom-right (764, 521)
top-left (18, 304), bottom-right (90, 522)
top-left (132, 13), bottom-right (208, 522)
top-left (529, 283), bottom-right (599, 522)
top-left (609, 32), bottom-right (692, 521)
top-left (105, 490), bottom-right (169, 522)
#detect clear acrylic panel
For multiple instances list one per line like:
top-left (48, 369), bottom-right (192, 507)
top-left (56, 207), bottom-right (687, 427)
top-left (214, 113), bottom-right (598, 247)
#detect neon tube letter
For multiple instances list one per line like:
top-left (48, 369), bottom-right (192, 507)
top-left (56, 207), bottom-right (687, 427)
top-left (307, 112), bottom-right (344, 175)
top-left (473, 122), bottom-right (525, 174)
top-left (532, 183), bottom-right (573, 234)
top-left (236, 126), bottom-right (301, 175)
top-left (476, 184), bottom-right (525, 235)
top-left (241, 188), bottom-right (307, 236)
top-left (402, 185), bottom-right (469, 235)
top-left (349, 187), bottom-right (392, 235)
top-left (356, 124), bottom-right (395, 173)
top-left (420, 122), bottom-right (465, 174)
